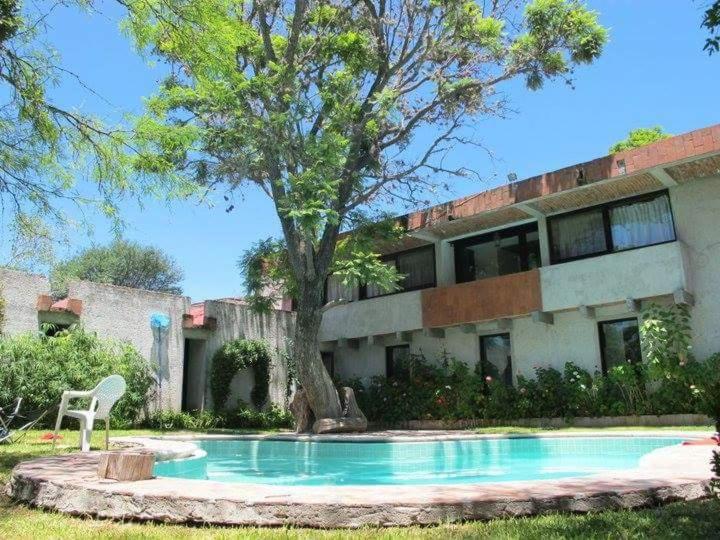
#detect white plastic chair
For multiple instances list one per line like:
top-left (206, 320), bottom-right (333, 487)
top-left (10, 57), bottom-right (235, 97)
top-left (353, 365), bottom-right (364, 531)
top-left (52, 375), bottom-right (127, 452)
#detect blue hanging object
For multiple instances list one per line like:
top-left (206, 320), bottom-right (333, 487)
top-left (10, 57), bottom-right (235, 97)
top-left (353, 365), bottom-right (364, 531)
top-left (150, 313), bottom-right (171, 329)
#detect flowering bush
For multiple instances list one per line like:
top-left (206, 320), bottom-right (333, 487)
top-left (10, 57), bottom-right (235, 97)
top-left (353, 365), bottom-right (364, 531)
top-left (341, 353), bottom-right (718, 424)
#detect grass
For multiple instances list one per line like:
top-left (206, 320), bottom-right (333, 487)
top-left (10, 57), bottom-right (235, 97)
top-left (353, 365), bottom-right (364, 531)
top-left (0, 427), bottom-right (717, 539)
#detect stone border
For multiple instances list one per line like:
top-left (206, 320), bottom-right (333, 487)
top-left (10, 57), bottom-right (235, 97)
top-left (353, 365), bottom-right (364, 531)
top-left (7, 431), bottom-right (716, 528)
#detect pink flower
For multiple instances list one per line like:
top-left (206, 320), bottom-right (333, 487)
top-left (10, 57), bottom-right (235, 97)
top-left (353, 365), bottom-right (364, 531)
top-left (485, 376), bottom-right (493, 382)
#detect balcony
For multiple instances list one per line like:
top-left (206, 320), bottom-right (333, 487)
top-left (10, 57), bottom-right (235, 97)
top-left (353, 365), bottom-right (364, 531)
top-left (421, 269), bottom-right (542, 328)
top-left (539, 241), bottom-right (690, 312)
top-left (319, 290), bottom-right (423, 342)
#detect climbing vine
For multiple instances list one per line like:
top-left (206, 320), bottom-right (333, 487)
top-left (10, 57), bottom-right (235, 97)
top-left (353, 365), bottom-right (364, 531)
top-left (210, 339), bottom-right (272, 410)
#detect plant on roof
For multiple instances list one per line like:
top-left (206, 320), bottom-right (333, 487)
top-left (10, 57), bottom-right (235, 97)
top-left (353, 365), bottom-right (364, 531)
top-left (609, 127), bottom-right (671, 154)
top-left (122, 0), bottom-right (607, 431)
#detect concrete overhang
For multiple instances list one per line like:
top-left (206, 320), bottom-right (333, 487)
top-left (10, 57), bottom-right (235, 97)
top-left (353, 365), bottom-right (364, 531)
top-left (389, 124), bottom-right (720, 245)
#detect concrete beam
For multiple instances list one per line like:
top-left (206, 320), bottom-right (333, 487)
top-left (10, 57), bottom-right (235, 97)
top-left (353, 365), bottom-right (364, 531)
top-left (395, 331), bottom-right (413, 343)
top-left (366, 334), bottom-right (388, 346)
top-left (337, 338), bottom-right (360, 350)
top-left (460, 323), bottom-right (479, 334)
top-left (625, 298), bottom-right (641, 313)
top-left (649, 166), bottom-right (679, 187)
top-left (515, 202), bottom-right (545, 219)
top-left (579, 305), bottom-right (596, 319)
top-left (409, 229), bottom-right (440, 242)
top-left (497, 318), bottom-right (513, 331)
top-left (673, 288), bottom-right (695, 307)
top-left (531, 311), bottom-right (554, 325)
top-left (423, 327), bottom-right (446, 339)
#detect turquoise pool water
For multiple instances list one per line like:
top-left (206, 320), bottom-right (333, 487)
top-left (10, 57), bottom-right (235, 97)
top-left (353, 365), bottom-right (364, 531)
top-left (153, 436), bottom-right (682, 486)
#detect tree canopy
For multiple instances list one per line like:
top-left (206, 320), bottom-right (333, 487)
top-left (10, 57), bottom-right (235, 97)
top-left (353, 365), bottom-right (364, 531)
top-left (0, 0), bottom-right (193, 267)
top-left (122, 0), bottom-right (607, 425)
top-left (703, 1), bottom-right (720, 54)
top-left (51, 239), bottom-right (184, 296)
top-left (125, 0), bottom-right (607, 302)
top-left (609, 127), bottom-right (671, 154)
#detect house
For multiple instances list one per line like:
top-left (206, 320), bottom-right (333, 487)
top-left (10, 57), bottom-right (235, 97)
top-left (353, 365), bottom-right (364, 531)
top-left (318, 124), bottom-right (720, 385)
top-left (0, 270), bottom-right (295, 412)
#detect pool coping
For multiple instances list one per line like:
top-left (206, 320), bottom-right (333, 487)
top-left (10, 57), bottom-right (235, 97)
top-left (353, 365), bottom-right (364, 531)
top-left (7, 430), bottom-right (717, 528)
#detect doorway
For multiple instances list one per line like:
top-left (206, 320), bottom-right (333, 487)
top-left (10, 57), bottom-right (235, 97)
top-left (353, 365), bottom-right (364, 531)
top-left (182, 338), bottom-right (207, 411)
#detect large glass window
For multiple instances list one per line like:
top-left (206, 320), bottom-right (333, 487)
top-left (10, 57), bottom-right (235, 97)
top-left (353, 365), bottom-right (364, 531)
top-left (549, 191), bottom-right (675, 263)
top-left (454, 223), bottom-right (540, 283)
top-left (324, 275), bottom-right (354, 304)
top-left (598, 318), bottom-right (642, 374)
top-left (479, 333), bottom-right (513, 386)
top-left (362, 245), bottom-right (435, 299)
top-left (385, 345), bottom-right (410, 379)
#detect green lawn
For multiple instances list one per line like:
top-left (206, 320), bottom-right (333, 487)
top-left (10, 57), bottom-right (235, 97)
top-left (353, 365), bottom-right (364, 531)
top-left (1, 428), bottom-right (718, 539)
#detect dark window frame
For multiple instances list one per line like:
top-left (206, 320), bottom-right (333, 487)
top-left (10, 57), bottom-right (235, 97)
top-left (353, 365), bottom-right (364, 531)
top-left (479, 333), bottom-right (513, 387)
top-left (321, 351), bottom-right (335, 379)
top-left (359, 244), bottom-right (436, 300)
top-left (547, 190), bottom-right (677, 265)
top-left (385, 344), bottom-right (410, 378)
top-left (452, 222), bottom-right (540, 284)
top-left (598, 317), bottom-right (642, 375)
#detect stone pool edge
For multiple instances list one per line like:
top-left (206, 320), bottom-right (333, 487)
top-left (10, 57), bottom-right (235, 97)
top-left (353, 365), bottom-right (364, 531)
top-left (6, 431), bottom-right (716, 528)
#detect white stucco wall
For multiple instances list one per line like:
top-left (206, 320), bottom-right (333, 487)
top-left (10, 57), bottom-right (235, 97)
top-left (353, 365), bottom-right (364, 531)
top-left (68, 280), bottom-right (190, 411)
top-left (319, 290), bottom-right (423, 341)
top-left (0, 268), bottom-right (48, 335)
top-left (670, 176), bottom-right (720, 359)
top-left (540, 241), bottom-right (690, 313)
top-left (332, 178), bottom-right (720, 383)
top-left (202, 300), bottom-right (295, 411)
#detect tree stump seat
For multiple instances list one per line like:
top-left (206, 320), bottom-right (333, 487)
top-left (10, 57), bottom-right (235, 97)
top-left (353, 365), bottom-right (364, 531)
top-left (97, 451), bottom-right (155, 481)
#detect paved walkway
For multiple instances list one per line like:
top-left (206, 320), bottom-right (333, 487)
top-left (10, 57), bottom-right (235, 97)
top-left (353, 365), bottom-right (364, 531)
top-left (7, 431), bottom-right (716, 528)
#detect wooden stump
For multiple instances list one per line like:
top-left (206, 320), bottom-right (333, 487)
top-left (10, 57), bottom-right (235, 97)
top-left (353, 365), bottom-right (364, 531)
top-left (97, 451), bottom-right (155, 481)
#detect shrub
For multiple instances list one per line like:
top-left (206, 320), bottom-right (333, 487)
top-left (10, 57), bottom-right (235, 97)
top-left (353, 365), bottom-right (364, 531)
top-left (146, 409), bottom-right (223, 430)
top-left (210, 339), bottom-right (272, 410)
top-left (0, 327), bottom-right (154, 427)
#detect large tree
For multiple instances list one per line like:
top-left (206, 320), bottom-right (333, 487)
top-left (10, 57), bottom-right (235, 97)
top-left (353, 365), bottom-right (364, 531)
top-left (51, 239), bottom-right (184, 296)
top-left (0, 1), bottom-right (191, 266)
top-left (124, 0), bottom-right (607, 430)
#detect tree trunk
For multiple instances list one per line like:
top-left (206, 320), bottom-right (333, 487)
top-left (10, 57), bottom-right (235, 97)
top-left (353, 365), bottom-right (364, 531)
top-left (293, 304), bottom-right (343, 420)
top-left (292, 297), bottom-right (368, 433)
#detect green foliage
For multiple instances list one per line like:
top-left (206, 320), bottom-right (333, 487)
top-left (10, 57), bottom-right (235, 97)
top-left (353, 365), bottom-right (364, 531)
top-left (0, 1), bottom-right (194, 266)
top-left (51, 239), bottom-right (184, 297)
top-left (0, 326), bottom-right (154, 427)
top-left (703, 1), bottom-right (720, 54)
top-left (210, 339), bottom-right (272, 410)
top-left (146, 409), bottom-right (223, 431)
top-left (0, 284), bottom-right (5, 333)
top-left (123, 0), bottom-right (607, 316)
top-left (609, 127), bottom-right (671, 153)
top-left (344, 352), bottom-right (716, 424)
top-left (144, 403), bottom-right (293, 430)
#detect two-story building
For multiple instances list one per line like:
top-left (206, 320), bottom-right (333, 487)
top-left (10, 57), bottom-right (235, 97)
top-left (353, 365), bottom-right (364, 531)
top-left (318, 124), bottom-right (720, 385)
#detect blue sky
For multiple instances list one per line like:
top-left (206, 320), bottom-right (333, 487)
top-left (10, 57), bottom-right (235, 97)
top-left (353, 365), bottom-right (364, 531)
top-left (14, 0), bottom-right (720, 301)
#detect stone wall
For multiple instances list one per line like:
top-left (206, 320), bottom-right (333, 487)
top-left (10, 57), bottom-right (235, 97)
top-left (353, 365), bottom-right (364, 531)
top-left (0, 269), bottom-right (49, 335)
top-left (68, 280), bottom-right (191, 411)
top-left (202, 300), bottom-right (295, 410)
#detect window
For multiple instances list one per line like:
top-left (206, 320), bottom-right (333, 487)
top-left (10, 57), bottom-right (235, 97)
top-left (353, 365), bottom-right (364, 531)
top-left (385, 345), bottom-right (410, 379)
top-left (549, 191), bottom-right (675, 264)
top-left (361, 245), bottom-right (436, 299)
top-left (324, 275), bottom-right (354, 304)
top-left (598, 318), bottom-right (642, 374)
top-left (479, 333), bottom-right (513, 386)
top-left (321, 352), bottom-right (335, 378)
top-left (454, 223), bottom-right (540, 284)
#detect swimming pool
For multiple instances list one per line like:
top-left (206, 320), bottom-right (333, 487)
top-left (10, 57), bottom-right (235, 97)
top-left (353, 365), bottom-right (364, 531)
top-left (153, 436), bottom-right (683, 486)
